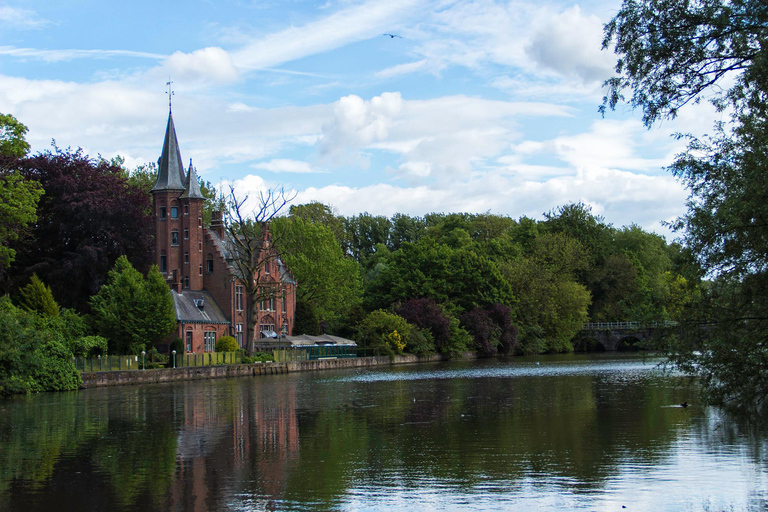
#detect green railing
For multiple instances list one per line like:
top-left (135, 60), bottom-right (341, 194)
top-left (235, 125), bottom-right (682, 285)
top-left (75, 351), bottom-right (243, 372)
top-left (174, 351), bottom-right (242, 368)
top-left (270, 346), bottom-right (358, 362)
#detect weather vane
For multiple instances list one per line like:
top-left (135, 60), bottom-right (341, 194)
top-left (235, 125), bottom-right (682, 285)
top-left (166, 77), bottom-right (174, 109)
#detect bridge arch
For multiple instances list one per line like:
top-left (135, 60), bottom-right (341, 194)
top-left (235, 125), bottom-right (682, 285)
top-left (616, 336), bottom-right (644, 351)
top-left (573, 337), bottom-right (606, 352)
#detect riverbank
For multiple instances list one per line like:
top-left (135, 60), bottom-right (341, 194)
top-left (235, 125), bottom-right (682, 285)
top-left (80, 352), bottom-right (479, 388)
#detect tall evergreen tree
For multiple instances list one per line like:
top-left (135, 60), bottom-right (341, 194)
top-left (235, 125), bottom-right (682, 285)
top-left (90, 257), bottom-right (176, 355)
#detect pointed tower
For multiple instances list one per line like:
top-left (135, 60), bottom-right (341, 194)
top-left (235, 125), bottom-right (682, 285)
top-left (181, 158), bottom-right (206, 290)
top-left (151, 109), bottom-right (187, 286)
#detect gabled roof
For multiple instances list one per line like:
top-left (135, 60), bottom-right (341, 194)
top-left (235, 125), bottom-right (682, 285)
top-left (207, 228), bottom-right (296, 285)
top-left (180, 158), bottom-right (205, 200)
top-left (151, 110), bottom-right (186, 192)
top-left (172, 290), bottom-right (230, 324)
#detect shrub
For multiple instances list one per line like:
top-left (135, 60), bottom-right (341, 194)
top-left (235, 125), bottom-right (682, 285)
top-left (18, 274), bottom-right (60, 317)
top-left (170, 338), bottom-right (184, 354)
top-left (70, 335), bottom-right (108, 358)
top-left (0, 297), bottom-right (81, 396)
top-left (406, 328), bottom-right (435, 357)
top-left (215, 336), bottom-right (238, 352)
top-left (357, 310), bottom-right (413, 356)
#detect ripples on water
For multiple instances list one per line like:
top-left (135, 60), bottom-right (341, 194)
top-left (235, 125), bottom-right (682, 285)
top-left (1, 354), bottom-right (767, 511)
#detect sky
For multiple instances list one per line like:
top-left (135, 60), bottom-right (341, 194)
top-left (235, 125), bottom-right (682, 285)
top-left (0, 0), bottom-right (723, 237)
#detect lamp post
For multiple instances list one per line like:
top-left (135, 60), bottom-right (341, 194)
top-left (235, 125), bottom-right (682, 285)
top-left (141, 350), bottom-right (146, 370)
top-left (172, 350), bottom-right (176, 369)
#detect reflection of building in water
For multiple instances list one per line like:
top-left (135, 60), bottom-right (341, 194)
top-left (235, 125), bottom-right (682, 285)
top-left (166, 382), bottom-right (299, 511)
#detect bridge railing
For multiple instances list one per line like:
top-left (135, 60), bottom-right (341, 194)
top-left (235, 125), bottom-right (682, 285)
top-left (582, 321), bottom-right (678, 330)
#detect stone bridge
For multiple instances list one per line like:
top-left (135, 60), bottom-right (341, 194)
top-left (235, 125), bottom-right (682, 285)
top-left (575, 322), bottom-right (676, 351)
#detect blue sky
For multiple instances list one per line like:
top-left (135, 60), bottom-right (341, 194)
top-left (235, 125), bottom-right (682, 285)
top-left (0, 0), bottom-right (721, 236)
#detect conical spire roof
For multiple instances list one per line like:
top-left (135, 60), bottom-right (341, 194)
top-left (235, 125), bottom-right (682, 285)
top-left (180, 158), bottom-right (205, 200)
top-left (151, 110), bottom-right (186, 192)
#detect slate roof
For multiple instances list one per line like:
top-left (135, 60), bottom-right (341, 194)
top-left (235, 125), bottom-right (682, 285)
top-left (151, 110), bottom-right (186, 192)
top-left (283, 334), bottom-right (357, 347)
top-left (207, 229), bottom-right (296, 285)
top-left (172, 290), bottom-right (230, 324)
top-left (180, 158), bottom-right (205, 200)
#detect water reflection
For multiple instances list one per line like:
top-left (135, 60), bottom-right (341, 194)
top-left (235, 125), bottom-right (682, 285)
top-left (1, 354), bottom-right (766, 511)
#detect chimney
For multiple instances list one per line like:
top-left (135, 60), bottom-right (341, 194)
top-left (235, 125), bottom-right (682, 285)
top-left (211, 211), bottom-right (224, 237)
top-left (172, 269), bottom-right (182, 293)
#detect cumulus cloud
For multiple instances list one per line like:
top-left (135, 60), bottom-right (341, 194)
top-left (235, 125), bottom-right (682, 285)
top-left (524, 6), bottom-right (614, 83)
top-left (284, 165), bottom-right (687, 238)
top-left (319, 92), bottom-right (403, 162)
top-left (163, 47), bottom-right (239, 84)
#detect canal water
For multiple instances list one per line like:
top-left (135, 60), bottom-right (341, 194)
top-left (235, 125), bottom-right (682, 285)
top-left (1, 354), bottom-right (767, 511)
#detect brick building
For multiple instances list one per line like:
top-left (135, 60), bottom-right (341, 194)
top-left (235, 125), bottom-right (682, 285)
top-left (151, 108), bottom-right (296, 353)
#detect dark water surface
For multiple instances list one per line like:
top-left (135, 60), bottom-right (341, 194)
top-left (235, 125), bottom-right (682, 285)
top-left (1, 354), bottom-right (767, 511)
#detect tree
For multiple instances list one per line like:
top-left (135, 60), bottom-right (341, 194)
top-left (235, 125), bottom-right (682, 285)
top-left (7, 147), bottom-right (153, 311)
top-left (271, 216), bottom-right (362, 327)
top-left (365, 238), bottom-right (515, 313)
top-left (18, 274), bottom-right (60, 317)
top-left (90, 257), bottom-right (176, 355)
top-left (0, 168), bottom-right (43, 277)
top-left (604, 0), bottom-right (768, 409)
top-left (0, 113), bottom-right (30, 158)
top-left (289, 202), bottom-right (346, 242)
top-left (0, 297), bottom-right (81, 396)
top-left (500, 234), bottom-right (591, 353)
top-left (601, 0), bottom-right (767, 126)
top-left (395, 298), bottom-right (450, 353)
top-left (224, 186), bottom-right (295, 355)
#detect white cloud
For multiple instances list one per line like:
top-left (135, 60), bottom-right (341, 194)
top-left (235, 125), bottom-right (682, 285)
top-left (251, 158), bottom-right (326, 173)
top-left (319, 92), bottom-right (404, 162)
top-left (162, 47), bottom-right (239, 84)
top-left (231, 0), bottom-right (425, 70)
top-left (287, 165), bottom-right (687, 238)
top-left (524, 6), bottom-right (614, 83)
top-left (0, 6), bottom-right (51, 29)
top-left (375, 59), bottom-right (428, 79)
top-left (0, 46), bottom-right (165, 62)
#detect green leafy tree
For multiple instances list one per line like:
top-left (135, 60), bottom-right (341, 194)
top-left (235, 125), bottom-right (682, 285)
top-left (0, 169), bottom-right (43, 276)
top-left (272, 216), bottom-right (362, 327)
top-left (90, 256), bottom-right (176, 354)
top-left (0, 297), bottom-right (81, 396)
top-left (289, 202), bottom-right (346, 242)
top-left (0, 113), bottom-right (30, 158)
top-left (18, 273), bottom-right (60, 317)
top-left (604, 0), bottom-right (768, 409)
